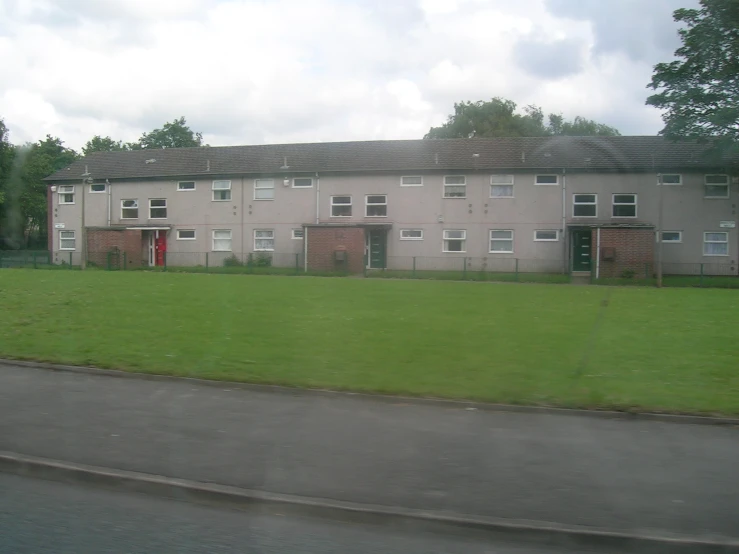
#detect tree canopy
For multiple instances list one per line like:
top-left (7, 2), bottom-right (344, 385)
top-left (82, 135), bottom-right (129, 156)
top-left (134, 116), bottom-right (203, 149)
top-left (647, 0), bottom-right (739, 151)
top-left (425, 98), bottom-right (620, 139)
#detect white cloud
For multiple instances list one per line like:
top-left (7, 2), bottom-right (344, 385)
top-left (0, 0), bottom-right (685, 150)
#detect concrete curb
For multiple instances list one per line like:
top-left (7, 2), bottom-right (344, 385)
top-left (2, 358), bottom-right (739, 427)
top-left (2, 451), bottom-right (737, 553)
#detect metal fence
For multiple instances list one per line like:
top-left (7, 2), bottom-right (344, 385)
top-left (3, 250), bottom-right (737, 288)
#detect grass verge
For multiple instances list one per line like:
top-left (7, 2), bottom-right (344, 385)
top-left (1, 270), bottom-right (738, 415)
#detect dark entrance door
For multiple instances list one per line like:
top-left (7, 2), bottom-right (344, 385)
top-left (367, 229), bottom-right (386, 269)
top-left (572, 229), bottom-right (592, 272)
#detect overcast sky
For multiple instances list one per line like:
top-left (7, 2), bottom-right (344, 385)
top-left (0, 0), bottom-right (695, 150)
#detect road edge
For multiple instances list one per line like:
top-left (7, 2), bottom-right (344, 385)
top-left (2, 451), bottom-right (737, 553)
top-left (2, 357), bottom-right (739, 427)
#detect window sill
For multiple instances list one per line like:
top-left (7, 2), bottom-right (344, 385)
top-left (330, 215), bottom-right (352, 218)
top-left (703, 253), bottom-right (729, 257)
top-left (253, 198), bottom-right (275, 201)
top-left (704, 196), bottom-right (730, 200)
top-left (254, 249), bottom-right (275, 252)
top-left (59, 203), bottom-right (75, 206)
top-left (534, 239), bottom-right (559, 242)
top-left (59, 248), bottom-right (76, 251)
top-left (442, 251), bottom-right (467, 254)
top-left (489, 251), bottom-right (514, 254)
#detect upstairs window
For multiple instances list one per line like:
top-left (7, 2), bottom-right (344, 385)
top-left (331, 196), bottom-right (352, 217)
top-left (658, 231), bottom-right (682, 243)
top-left (292, 229), bottom-right (304, 239)
top-left (58, 185), bottom-right (75, 204)
top-left (612, 194), bottom-right (637, 217)
top-left (401, 176), bottom-right (423, 186)
top-left (573, 194), bottom-right (597, 217)
top-left (90, 183), bottom-right (106, 193)
top-left (177, 229), bottom-right (196, 240)
top-left (400, 229), bottom-right (423, 240)
top-left (178, 181), bottom-right (196, 191)
top-left (213, 180), bottom-right (231, 201)
top-left (365, 195), bottom-right (387, 217)
top-left (442, 229), bottom-right (466, 252)
top-left (535, 174), bottom-right (558, 185)
top-left (534, 230), bottom-right (559, 241)
top-left (662, 174), bottom-right (682, 185)
top-left (121, 199), bottom-right (138, 219)
top-left (254, 179), bottom-right (275, 200)
top-left (443, 176), bottom-right (466, 198)
top-left (490, 174), bottom-right (514, 198)
top-left (705, 175), bottom-right (729, 198)
top-left (149, 198), bottom-right (167, 219)
top-left (293, 177), bottom-right (313, 188)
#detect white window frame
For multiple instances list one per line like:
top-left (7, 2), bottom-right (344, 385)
top-left (89, 183), bottom-right (106, 193)
top-left (212, 180), bottom-right (232, 202)
top-left (176, 229), bottom-right (196, 241)
top-left (400, 229), bottom-right (423, 240)
top-left (489, 230), bottom-right (514, 253)
top-left (59, 230), bottom-right (75, 250)
top-left (573, 194), bottom-right (598, 218)
top-left (292, 177), bottom-right (313, 188)
top-left (58, 185), bottom-right (75, 205)
top-left (400, 176), bottom-right (423, 187)
top-left (443, 175), bottom-right (466, 198)
top-left (661, 174), bottom-right (682, 185)
top-left (177, 181), bottom-right (196, 191)
top-left (535, 174), bottom-right (559, 185)
top-left (490, 175), bottom-right (514, 198)
top-left (212, 229), bottom-right (232, 252)
top-left (149, 198), bottom-right (167, 219)
top-left (291, 228), bottom-right (304, 239)
top-left (365, 194), bottom-right (388, 217)
top-left (657, 231), bottom-right (682, 243)
top-left (330, 196), bottom-right (352, 217)
top-left (534, 230), bottom-right (559, 242)
top-left (254, 229), bottom-right (275, 251)
top-left (442, 229), bottom-right (466, 253)
top-left (704, 175), bottom-right (730, 198)
top-left (703, 232), bottom-right (729, 256)
top-left (254, 179), bottom-right (275, 200)
top-left (612, 193), bottom-right (637, 218)
top-left (121, 199), bottom-right (139, 219)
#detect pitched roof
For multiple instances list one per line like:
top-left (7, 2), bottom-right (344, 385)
top-left (45, 136), bottom-right (738, 182)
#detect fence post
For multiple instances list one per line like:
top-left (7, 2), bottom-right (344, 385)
top-left (106, 252), bottom-right (111, 271)
top-left (123, 251), bottom-right (127, 270)
top-left (515, 258), bottom-right (519, 282)
top-left (69, 251), bottom-right (73, 267)
top-left (33, 252), bottom-right (37, 269)
top-left (463, 257), bottom-right (467, 280)
top-left (205, 252), bottom-right (209, 273)
top-left (700, 263), bottom-right (704, 287)
top-left (590, 259), bottom-right (595, 284)
top-left (412, 257), bottom-right (416, 279)
top-left (295, 253), bottom-right (299, 274)
top-left (163, 251), bottom-right (167, 272)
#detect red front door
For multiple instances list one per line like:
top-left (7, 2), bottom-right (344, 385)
top-left (155, 231), bottom-right (167, 266)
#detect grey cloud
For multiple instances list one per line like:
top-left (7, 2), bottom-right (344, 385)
top-left (545, 0), bottom-right (698, 63)
top-left (514, 37), bottom-right (586, 79)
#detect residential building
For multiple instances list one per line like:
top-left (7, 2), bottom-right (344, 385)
top-left (45, 137), bottom-right (739, 277)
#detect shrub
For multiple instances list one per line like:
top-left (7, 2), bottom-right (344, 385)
top-left (223, 254), bottom-right (243, 267)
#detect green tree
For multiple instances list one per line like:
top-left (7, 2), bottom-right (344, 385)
top-left (82, 135), bottom-right (129, 156)
top-left (4, 136), bottom-right (78, 248)
top-left (425, 98), bottom-right (619, 139)
top-left (134, 116), bottom-right (203, 149)
top-left (0, 119), bottom-right (14, 212)
top-left (647, 0), bottom-right (739, 152)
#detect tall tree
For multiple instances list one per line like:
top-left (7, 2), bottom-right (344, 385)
top-left (0, 119), bottom-right (13, 212)
top-left (425, 98), bottom-right (619, 139)
top-left (82, 135), bottom-right (129, 156)
top-left (647, 0), bottom-right (739, 152)
top-left (134, 116), bottom-right (203, 149)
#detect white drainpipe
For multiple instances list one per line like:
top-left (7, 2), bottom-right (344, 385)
top-left (315, 172), bottom-right (320, 224)
top-left (561, 169), bottom-right (567, 273)
top-left (304, 226), bottom-right (309, 273)
top-left (107, 180), bottom-right (112, 227)
top-left (595, 227), bottom-right (601, 279)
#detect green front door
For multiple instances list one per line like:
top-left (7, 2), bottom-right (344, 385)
top-left (572, 230), bottom-right (592, 272)
top-left (368, 230), bottom-right (386, 269)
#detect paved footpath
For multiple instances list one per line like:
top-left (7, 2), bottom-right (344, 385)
top-left (1, 364), bottom-right (738, 541)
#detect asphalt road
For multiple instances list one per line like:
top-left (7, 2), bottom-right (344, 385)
top-left (1, 364), bottom-right (738, 540)
top-left (1, 474), bottom-right (622, 554)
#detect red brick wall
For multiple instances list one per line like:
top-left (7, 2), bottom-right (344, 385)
top-left (86, 228), bottom-right (143, 268)
top-left (306, 227), bottom-right (365, 273)
top-left (592, 228), bottom-right (654, 278)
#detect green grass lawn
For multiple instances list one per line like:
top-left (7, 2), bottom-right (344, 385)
top-left (1, 270), bottom-right (738, 415)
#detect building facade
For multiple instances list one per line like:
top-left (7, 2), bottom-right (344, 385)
top-left (45, 137), bottom-right (739, 277)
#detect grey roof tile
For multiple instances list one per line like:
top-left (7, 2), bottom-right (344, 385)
top-left (45, 137), bottom-right (738, 182)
